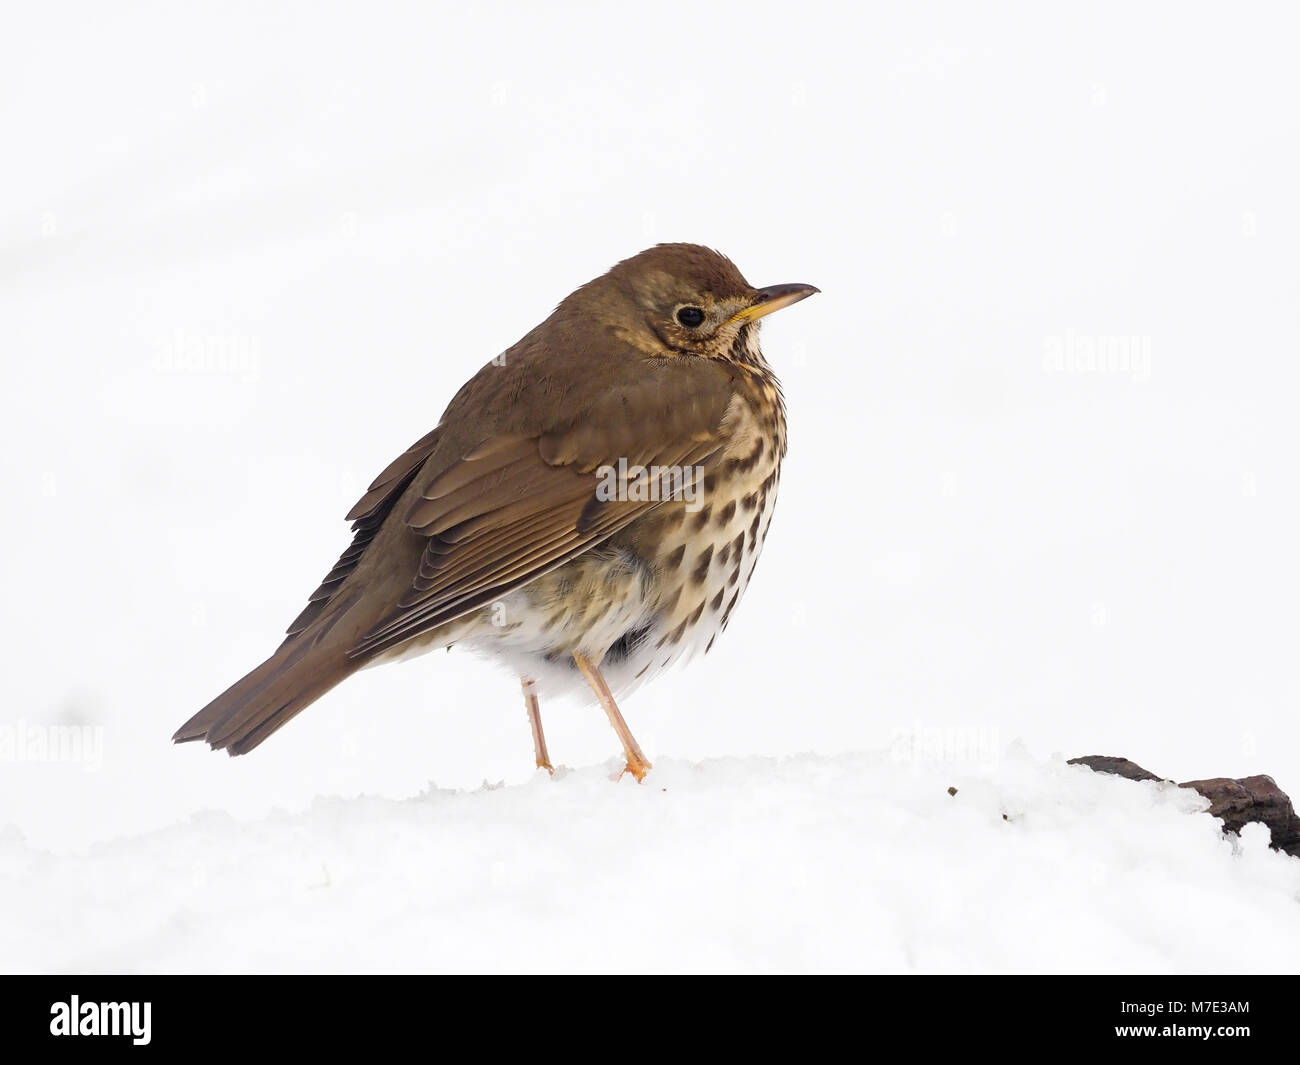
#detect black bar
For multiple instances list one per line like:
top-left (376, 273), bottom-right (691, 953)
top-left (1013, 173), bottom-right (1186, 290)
top-left (2, 975), bottom-right (1293, 1052)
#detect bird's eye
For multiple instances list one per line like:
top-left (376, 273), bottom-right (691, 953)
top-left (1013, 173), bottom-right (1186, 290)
top-left (676, 306), bottom-right (706, 328)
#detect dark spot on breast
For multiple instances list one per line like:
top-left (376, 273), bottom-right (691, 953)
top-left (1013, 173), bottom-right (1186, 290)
top-left (710, 588), bottom-right (725, 611)
top-left (664, 544), bottom-right (686, 571)
top-left (691, 503), bottom-right (713, 530)
top-left (726, 439), bottom-right (765, 474)
top-left (692, 545), bottom-right (714, 584)
top-left (688, 600), bottom-right (705, 626)
top-left (716, 500), bottom-right (736, 526)
top-left (747, 513), bottom-right (761, 550)
top-left (658, 617), bottom-right (688, 648)
top-left (722, 590), bottom-right (740, 626)
top-left (741, 491), bottom-right (758, 512)
top-left (718, 542), bottom-right (731, 566)
top-left (732, 531), bottom-right (745, 557)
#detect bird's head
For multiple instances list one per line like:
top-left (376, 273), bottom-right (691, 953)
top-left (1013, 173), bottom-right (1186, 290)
top-left (567, 243), bottom-right (818, 366)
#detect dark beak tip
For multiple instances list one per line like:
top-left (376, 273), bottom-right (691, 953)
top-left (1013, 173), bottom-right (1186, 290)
top-left (757, 282), bottom-right (821, 301)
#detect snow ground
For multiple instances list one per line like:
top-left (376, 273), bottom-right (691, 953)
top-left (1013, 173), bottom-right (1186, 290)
top-left (4, 750), bottom-right (1298, 975)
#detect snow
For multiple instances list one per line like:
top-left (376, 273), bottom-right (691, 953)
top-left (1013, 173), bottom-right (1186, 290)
top-left (4, 750), bottom-right (1298, 974)
top-left (3, 4), bottom-right (1300, 971)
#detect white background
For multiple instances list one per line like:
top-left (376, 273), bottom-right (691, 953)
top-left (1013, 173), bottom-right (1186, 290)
top-left (3, 1), bottom-right (1298, 854)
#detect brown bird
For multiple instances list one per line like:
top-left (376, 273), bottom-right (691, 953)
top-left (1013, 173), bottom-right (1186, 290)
top-left (174, 244), bottom-right (817, 780)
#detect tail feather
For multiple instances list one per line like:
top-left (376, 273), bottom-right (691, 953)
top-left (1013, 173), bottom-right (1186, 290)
top-left (174, 640), bottom-right (360, 755)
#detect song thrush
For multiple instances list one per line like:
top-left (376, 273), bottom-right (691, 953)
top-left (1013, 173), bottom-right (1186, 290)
top-left (174, 244), bottom-right (818, 780)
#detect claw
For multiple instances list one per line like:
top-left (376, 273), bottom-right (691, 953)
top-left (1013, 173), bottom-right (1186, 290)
top-left (619, 757), bottom-right (652, 783)
top-left (611, 752), bottom-right (652, 782)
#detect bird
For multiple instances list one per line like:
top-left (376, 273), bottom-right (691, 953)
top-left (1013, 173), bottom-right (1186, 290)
top-left (174, 244), bottom-right (818, 781)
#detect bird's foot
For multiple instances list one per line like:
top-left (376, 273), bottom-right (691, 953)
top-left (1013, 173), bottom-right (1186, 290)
top-left (614, 756), bottom-right (653, 783)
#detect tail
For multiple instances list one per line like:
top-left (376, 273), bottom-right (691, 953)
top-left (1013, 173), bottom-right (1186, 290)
top-left (173, 638), bottom-right (362, 755)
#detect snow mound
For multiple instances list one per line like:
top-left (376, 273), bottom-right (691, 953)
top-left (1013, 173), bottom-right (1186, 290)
top-left (3, 749), bottom-right (1298, 973)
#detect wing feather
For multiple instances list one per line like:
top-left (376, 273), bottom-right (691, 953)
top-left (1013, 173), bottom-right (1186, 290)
top-left (284, 350), bottom-right (739, 661)
top-left (349, 412), bottom-right (727, 657)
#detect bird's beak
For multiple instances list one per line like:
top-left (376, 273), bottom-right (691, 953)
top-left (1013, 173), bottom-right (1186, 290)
top-left (729, 282), bottom-right (821, 324)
